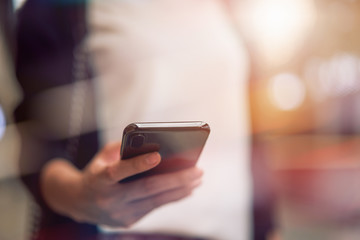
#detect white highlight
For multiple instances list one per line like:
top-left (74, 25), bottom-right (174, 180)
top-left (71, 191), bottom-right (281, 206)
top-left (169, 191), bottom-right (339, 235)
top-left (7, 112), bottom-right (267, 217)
top-left (269, 73), bottom-right (306, 111)
top-left (305, 53), bottom-right (360, 102)
top-left (14, 0), bottom-right (27, 9)
top-left (0, 106), bottom-right (6, 140)
top-left (246, 0), bottom-right (316, 66)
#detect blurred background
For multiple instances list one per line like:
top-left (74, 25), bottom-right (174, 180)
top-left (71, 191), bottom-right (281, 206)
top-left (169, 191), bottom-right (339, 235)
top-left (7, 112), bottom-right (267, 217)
top-left (1, 0), bottom-right (360, 239)
top-left (238, 0), bottom-right (360, 239)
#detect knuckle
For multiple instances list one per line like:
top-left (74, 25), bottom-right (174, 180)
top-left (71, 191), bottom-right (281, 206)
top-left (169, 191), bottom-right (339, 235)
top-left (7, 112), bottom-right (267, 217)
top-left (104, 165), bottom-right (117, 182)
top-left (143, 177), bottom-right (158, 193)
top-left (176, 171), bottom-right (189, 185)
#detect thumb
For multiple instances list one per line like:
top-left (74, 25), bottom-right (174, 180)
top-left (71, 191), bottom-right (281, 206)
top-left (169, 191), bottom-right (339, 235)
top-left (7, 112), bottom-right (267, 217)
top-left (104, 152), bottom-right (161, 183)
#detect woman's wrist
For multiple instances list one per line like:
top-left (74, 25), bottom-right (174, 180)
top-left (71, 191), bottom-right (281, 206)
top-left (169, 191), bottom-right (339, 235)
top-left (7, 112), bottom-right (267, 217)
top-left (40, 159), bottom-right (87, 222)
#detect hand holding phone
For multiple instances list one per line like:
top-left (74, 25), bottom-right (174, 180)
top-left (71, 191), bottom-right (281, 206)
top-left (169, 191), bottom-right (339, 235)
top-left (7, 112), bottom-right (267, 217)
top-left (42, 141), bottom-right (204, 228)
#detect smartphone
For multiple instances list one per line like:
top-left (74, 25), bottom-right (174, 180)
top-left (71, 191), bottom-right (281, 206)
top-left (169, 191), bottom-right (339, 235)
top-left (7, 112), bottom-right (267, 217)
top-left (120, 121), bottom-right (210, 182)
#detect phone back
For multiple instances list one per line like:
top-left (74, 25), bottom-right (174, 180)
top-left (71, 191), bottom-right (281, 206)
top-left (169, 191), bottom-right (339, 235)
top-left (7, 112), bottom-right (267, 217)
top-left (120, 122), bottom-right (210, 182)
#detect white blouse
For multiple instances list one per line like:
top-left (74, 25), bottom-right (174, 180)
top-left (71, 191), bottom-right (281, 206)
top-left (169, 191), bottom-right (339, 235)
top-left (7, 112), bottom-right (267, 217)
top-left (87, 0), bottom-right (251, 239)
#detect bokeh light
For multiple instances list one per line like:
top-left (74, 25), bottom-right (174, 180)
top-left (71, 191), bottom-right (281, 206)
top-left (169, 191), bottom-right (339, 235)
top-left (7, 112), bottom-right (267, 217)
top-left (305, 53), bottom-right (360, 102)
top-left (269, 73), bottom-right (306, 111)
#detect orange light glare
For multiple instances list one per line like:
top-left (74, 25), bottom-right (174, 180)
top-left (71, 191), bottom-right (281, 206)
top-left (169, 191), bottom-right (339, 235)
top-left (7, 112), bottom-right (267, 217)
top-left (246, 0), bottom-right (316, 67)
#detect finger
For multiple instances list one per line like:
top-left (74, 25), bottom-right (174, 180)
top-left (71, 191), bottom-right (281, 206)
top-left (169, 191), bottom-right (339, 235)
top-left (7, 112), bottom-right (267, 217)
top-left (101, 152), bottom-right (161, 184)
top-left (121, 167), bottom-right (203, 201)
top-left (124, 180), bottom-right (202, 224)
top-left (97, 141), bottom-right (122, 164)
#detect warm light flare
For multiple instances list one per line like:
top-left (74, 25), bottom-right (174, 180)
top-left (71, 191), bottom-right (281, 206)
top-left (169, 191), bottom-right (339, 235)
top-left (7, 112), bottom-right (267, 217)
top-left (246, 0), bottom-right (316, 67)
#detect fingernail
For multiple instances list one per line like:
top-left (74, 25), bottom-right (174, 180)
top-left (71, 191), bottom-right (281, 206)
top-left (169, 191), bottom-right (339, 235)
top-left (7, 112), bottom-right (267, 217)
top-left (146, 152), bottom-right (160, 165)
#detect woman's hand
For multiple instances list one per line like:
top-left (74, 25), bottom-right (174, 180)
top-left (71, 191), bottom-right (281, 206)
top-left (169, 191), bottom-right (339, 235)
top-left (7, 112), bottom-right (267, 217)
top-left (41, 142), bottom-right (203, 227)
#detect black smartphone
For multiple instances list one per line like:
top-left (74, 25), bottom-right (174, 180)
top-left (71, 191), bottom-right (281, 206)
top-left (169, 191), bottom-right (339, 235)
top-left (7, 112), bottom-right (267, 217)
top-left (120, 121), bottom-right (210, 182)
